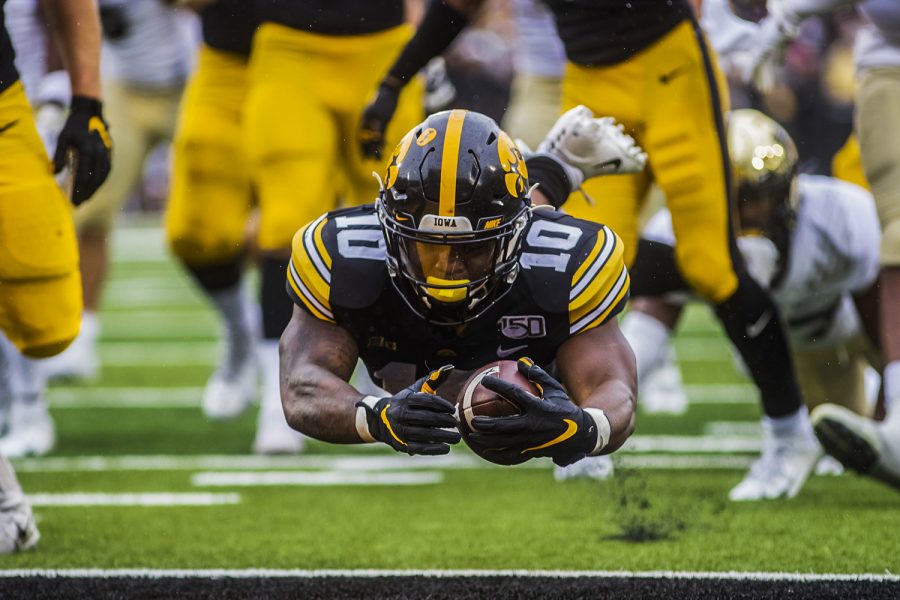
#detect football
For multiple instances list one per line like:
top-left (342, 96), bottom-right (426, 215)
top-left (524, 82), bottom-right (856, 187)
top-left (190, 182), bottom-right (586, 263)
top-left (456, 360), bottom-right (540, 464)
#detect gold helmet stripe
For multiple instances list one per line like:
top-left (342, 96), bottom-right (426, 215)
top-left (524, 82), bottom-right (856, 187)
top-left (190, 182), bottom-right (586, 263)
top-left (439, 110), bottom-right (467, 217)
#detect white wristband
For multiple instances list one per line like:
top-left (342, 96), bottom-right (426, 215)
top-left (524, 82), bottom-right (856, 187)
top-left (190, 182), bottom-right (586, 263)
top-left (583, 408), bottom-right (611, 455)
top-left (355, 395), bottom-right (382, 443)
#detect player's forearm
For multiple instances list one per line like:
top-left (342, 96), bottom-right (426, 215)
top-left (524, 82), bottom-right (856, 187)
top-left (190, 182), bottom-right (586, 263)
top-left (380, 0), bottom-right (477, 88)
top-left (40, 0), bottom-right (103, 99)
top-left (279, 360), bottom-right (367, 444)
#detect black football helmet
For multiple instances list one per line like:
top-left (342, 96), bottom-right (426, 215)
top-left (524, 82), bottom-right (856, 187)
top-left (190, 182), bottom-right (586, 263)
top-left (376, 110), bottom-right (532, 326)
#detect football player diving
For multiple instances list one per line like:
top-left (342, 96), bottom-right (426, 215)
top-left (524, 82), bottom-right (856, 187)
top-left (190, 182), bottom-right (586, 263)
top-left (279, 108), bottom-right (644, 471)
top-left (0, 0), bottom-right (112, 552)
top-left (621, 110), bottom-right (883, 495)
top-left (359, 0), bottom-right (821, 501)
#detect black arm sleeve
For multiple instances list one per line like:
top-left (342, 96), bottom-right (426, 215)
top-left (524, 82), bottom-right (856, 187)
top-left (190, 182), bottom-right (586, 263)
top-left (524, 155), bottom-right (575, 210)
top-left (385, 0), bottom-right (470, 86)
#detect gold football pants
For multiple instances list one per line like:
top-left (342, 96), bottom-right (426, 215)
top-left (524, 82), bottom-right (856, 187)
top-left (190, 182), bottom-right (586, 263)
top-left (244, 23), bottom-right (424, 252)
top-left (166, 46), bottom-right (253, 266)
top-left (562, 19), bottom-right (736, 303)
top-left (0, 82), bottom-right (81, 357)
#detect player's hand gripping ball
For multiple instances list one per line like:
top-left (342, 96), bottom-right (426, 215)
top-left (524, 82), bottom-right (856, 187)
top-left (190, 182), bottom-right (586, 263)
top-left (456, 360), bottom-right (538, 465)
top-left (457, 358), bottom-right (602, 466)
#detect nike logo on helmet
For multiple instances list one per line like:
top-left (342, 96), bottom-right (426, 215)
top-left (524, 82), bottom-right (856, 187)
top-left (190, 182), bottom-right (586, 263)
top-left (497, 344), bottom-right (528, 358)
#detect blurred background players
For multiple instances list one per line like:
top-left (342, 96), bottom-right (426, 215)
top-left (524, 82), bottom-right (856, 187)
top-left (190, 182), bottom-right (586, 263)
top-left (499, 0), bottom-right (565, 149)
top-left (0, 0), bottom-right (67, 457)
top-left (622, 109), bottom-right (882, 488)
top-left (165, 0), bottom-right (262, 439)
top-left (166, 0), bottom-right (425, 454)
top-left (359, 0), bottom-right (821, 501)
top-left (0, 0), bottom-right (111, 552)
top-left (747, 0), bottom-right (900, 490)
top-left (42, 0), bottom-right (195, 380)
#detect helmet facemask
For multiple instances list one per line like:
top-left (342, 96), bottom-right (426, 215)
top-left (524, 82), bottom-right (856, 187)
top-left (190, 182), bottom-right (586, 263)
top-left (379, 201), bottom-right (530, 326)
top-left (376, 110), bottom-right (533, 327)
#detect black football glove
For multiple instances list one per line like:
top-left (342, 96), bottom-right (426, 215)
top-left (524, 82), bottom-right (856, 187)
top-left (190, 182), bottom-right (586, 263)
top-left (54, 95), bottom-right (112, 206)
top-left (359, 81), bottom-right (401, 160)
top-left (469, 358), bottom-right (600, 467)
top-left (356, 365), bottom-right (462, 455)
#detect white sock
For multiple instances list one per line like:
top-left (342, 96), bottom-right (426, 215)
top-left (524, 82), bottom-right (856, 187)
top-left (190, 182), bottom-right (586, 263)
top-left (80, 311), bottom-right (100, 342)
top-left (210, 283), bottom-right (257, 375)
top-left (619, 311), bottom-right (672, 381)
top-left (16, 355), bottom-right (45, 408)
top-left (882, 360), bottom-right (900, 417)
top-left (765, 407), bottom-right (816, 443)
top-left (258, 339), bottom-right (282, 419)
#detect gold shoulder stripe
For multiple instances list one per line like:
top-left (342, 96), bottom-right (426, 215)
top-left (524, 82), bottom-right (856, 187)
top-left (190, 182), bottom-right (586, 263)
top-left (570, 266), bottom-right (630, 335)
top-left (571, 229), bottom-right (605, 290)
top-left (288, 219), bottom-right (334, 319)
top-left (439, 110), bottom-right (466, 217)
top-left (288, 260), bottom-right (334, 323)
top-left (569, 229), bottom-right (622, 313)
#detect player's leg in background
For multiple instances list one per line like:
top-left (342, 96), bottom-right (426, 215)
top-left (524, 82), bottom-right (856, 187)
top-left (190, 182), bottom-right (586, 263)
top-left (245, 24), bottom-right (353, 454)
top-left (559, 59), bottom-right (650, 264)
top-left (812, 66), bottom-right (900, 490)
top-left (43, 79), bottom-right (152, 381)
top-left (0, 81), bottom-right (86, 554)
top-left (500, 0), bottom-right (565, 150)
top-left (167, 46), bottom-right (258, 422)
top-left (501, 74), bottom-right (562, 151)
top-left (0, 334), bottom-right (53, 457)
top-left (643, 20), bottom-right (819, 500)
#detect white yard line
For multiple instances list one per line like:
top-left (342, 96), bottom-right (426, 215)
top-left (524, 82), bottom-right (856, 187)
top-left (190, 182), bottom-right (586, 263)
top-left (47, 388), bottom-right (203, 408)
top-left (96, 342), bottom-right (218, 366)
top-left (683, 385), bottom-right (755, 404)
top-left (11, 454), bottom-right (488, 473)
top-left (192, 471), bottom-right (444, 487)
top-left (45, 384), bottom-right (756, 409)
top-left (0, 569), bottom-right (895, 581)
top-left (12, 445), bottom-right (764, 474)
top-left (28, 493), bottom-right (240, 507)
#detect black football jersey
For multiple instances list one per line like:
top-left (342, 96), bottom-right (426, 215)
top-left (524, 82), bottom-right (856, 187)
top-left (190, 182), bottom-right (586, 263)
top-left (286, 205), bottom-right (629, 378)
top-left (0, 0), bottom-right (19, 94)
top-left (256, 0), bottom-right (404, 36)
top-left (201, 0), bottom-right (259, 57)
top-left (541, 0), bottom-right (693, 66)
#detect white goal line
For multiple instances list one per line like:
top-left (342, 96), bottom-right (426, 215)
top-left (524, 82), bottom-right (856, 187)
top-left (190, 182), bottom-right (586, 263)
top-left (0, 569), bottom-right (896, 582)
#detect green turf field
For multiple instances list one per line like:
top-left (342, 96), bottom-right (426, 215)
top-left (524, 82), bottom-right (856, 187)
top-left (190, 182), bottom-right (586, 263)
top-left (3, 221), bottom-right (899, 575)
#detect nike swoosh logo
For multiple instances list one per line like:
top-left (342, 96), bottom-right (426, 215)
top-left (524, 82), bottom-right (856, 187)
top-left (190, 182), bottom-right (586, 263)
top-left (658, 66), bottom-right (686, 84)
top-left (599, 158), bottom-right (622, 170)
top-left (380, 404), bottom-right (407, 446)
top-left (522, 419), bottom-right (578, 453)
top-left (0, 119), bottom-right (18, 134)
top-left (497, 344), bottom-right (528, 358)
top-left (746, 311), bottom-right (772, 338)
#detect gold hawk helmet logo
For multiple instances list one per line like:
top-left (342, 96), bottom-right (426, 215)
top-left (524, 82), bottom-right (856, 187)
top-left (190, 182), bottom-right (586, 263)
top-left (384, 132), bottom-right (414, 190)
top-left (497, 132), bottom-right (528, 198)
